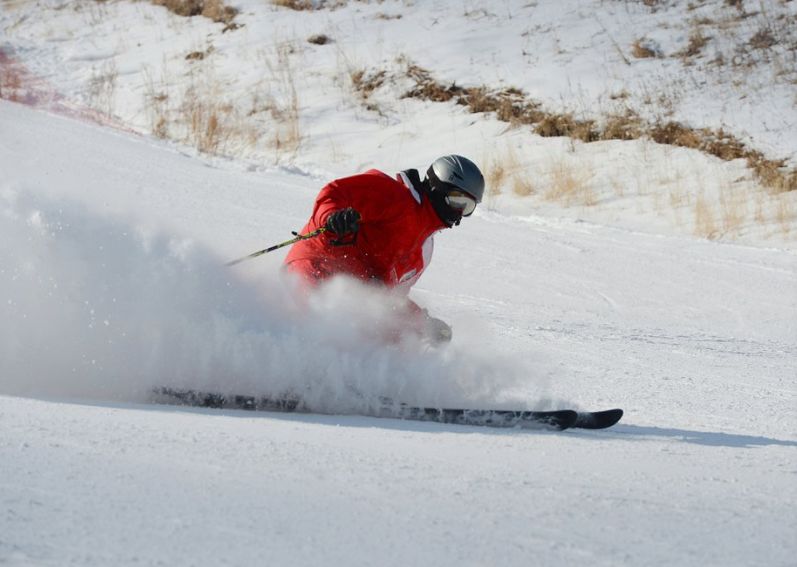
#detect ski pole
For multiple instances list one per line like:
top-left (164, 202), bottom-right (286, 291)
top-left (225, 227), bottom-right (327, 267)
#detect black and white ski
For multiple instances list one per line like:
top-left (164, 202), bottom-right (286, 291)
top-left (150, 387), bottom-right (623, 431)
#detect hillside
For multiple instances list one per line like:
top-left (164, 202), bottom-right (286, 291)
top-left (1, 0), bottom-right (796, 243)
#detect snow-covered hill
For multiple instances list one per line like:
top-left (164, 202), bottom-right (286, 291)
top-left (1, 0), bottom-right (796, 244)
top-left (1, 1), bottom-right (796, 565)
top-left (2, 97), bottom-right (796, 566)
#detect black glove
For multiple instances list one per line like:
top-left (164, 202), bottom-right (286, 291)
top-left (425, 315), bottom-right (453, 344)
top-left (325, 208), bottom-right (361, 236)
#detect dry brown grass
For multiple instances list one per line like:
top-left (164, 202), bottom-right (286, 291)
top-left (185, 45), bottom-right (214, 61)
top-left (631, 39), bottom-right (659, 59)
top-left (535, 114), bottom-right (597, 142)
top-left (271, 0), bottom-right (344, 10)
top-left (0, 61), bottom-right (25, 102)
top-left (544, 161), bottom-right (596, 207)
top-left (142, 60), bottom-right (260, 156)
top-left (151, 0), bottom-right (237, 23)
top-left (181, 86), bottom-right (228, 153)
top-left (88, 59), bottom-right (118, 117)
top-left (142, 66), bottom-right (170, 138)
top-left (395, 59), bottom-right (797, 194)
top-left (351, 69), bottom-right (386, 97)
top-left (263, 44), bottom-right (302, 156)
top-left (402, 63), bottom-right (547, 126)
top-left (775, 195), bottom-right (794, 236)
top-left (512, 175), bottom-right (535, 197)
top-left (650, 122), bottom-right (797, 193)
top-left (676, 29), bottom-right (710, 59)
top-left (694, 194), bottom-right (718, 238)
top-left (749, 27), bottom-right (777, 50)
top-left (349, 68), bottom-right (387, 114)
top-left (272, 0), bottom-right (315, 9)
top-left (602, 111), bottom-right (645, 141)
top-left (485, 158), bottom-right (506, 199)
top-left (719, 186), bottom-right (747, 235)
top-left (307, 34), bottom-right (331, 45)
top-left (482, 148), bottom-right (537, 200)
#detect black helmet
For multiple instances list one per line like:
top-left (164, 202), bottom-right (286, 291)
top-left (425, 155), bottom-right (484, 226)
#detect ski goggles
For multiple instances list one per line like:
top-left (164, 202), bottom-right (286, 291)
top-left (444, 190), bottom-right (478, 217)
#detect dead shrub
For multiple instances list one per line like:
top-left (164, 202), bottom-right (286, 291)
top-left (650, 122), bottom-right (796, 193)
top-left (142, 67), bottom-right (170, 138)
top-left (719, 186), bottom-right (747, 235)
top-left (775, 195), bottom-right (794, 236)
top-left (483, 148), bottom-right (536, 199)
top-left (535, 114), bottom-right (597, 142)
top-left (201, 0), bottom-right (236, 23)
top-left (700, 129), bottom-right (747, 161)
top-left (153, 116), bottom-right (168, 139)
top-left (88, 59), bottom-right (118, 117)
top-left (186, 45), bottom-right (214, 61)
top-left (308, 34), bottom-right (331, 45)
top-left (396, 59), bottom-right (796, 194)
top-left (631, 39), bottom-right (658, 59)
top-left (465, 87), bottom-right (545, 125)
top-left (749, 27), bottom-right (777, 49)
top-left (602, 111), bottom-right (644, 140)
top-left (402, 64), bottom-right (463, 103)
top-left (485, 159), bottom-right (506, 197)
top-left (545, 162), bottom-right (596, 207)
top-left (351, 69), bottom-right (386, 97)
top-left (181, 88), bottom-right (229, 154)
top-left (694, 194), bottom-right (718, 238)
top-left (262, 44), bottom-right (302, 156)
top-left (0, 63), bottom-right (25, 102)
top-left (350, 69), bottom-right (387, 114)
top-left (512, 177), bottom-right (535, 197)
top-left (151, 0), bottom-right (237, 24)
top-left (222, 22), bottom-right (243, 33)
top-left (649, 121), bottom-right (702, 149)
top-left (677, 29), bottom-right (710, 59)
top-left (272, 0), bottom-right (340, 10)
top-left (750, 156), bottom-right (797, 193)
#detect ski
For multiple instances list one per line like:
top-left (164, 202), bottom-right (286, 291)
top-left (574, 408), bottom-right (624, 429)
top-left (150, 387), bottom-right (622, 431)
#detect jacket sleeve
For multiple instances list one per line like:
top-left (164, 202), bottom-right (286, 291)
top-left (310, 171), bottom-right (397, 231)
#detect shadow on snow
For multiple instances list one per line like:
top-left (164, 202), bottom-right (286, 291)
top-left (606, 424), bottom-right (797, 449)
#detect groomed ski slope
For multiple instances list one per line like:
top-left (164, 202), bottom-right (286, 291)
top-left (1, 101), bottom-right (795, 566)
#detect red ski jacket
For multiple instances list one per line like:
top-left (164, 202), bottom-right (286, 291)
top-left (284, 169), bottom-right (446, 292)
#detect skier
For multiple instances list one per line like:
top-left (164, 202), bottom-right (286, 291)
top-left (284, 154), bottom-right (485, 344)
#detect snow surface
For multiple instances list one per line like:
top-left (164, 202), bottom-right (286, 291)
top-left (1, 1), bottom-right (796, 565)
top-left (2, 98), bottom-right (796, 567)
